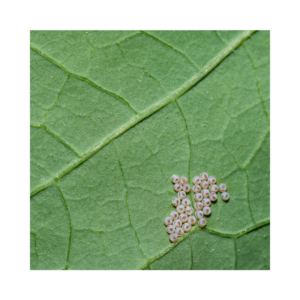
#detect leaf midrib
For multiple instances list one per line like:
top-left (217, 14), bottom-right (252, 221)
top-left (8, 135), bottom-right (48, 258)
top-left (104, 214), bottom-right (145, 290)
top-left (30, 30), bottom-right (256, 197)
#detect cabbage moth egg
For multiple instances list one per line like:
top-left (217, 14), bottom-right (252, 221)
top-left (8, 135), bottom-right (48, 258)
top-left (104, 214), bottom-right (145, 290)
top-left (169, 233), bottom-right (178, 242)
top-left (198, 218), bottom-right (207, 227)
top-left (182, 223), bottom-right (191, 232)
top-left (171, 174), bottom-right (180, 183)
top-left (166, 225), bottom-right (175, 234)
top-left (221, 192), bottom-right (230, 201)
top-left (219, 183), bottom-right (227, 192)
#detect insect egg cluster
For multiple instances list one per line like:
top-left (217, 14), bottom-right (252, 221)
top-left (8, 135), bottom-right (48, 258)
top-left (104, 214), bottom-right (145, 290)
top-left (165, 175), bottom-right (196, 243)
top-left (165, 173), bottom-right (230, 243)
top-left (192, 173), bottom-right (229, 228)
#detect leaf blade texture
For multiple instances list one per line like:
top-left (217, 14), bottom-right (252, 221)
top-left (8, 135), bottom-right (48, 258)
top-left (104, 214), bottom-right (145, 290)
top-left (30, 30), bottom-right (270, 270)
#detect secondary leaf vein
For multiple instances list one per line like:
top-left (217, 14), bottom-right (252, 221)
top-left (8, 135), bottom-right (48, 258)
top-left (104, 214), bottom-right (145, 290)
top-left (30, 30), bottom-right (256, 198)
top-left (140, 219), bottom-right (269, 269)
top-left (113, 142), bottom-right (149, 260)
top-left (30, 45), bottom-right (138, 114)
top-left (243, 44), bottom-right (270, 122)
top-left (142, 31), bottom-right (199, 71)
top-left (56, 183), bottom-right (73, 270)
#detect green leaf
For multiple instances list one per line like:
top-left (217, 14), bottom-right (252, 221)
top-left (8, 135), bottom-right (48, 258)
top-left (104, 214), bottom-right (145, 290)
top-left (30, 30), bottom-right (270, 270)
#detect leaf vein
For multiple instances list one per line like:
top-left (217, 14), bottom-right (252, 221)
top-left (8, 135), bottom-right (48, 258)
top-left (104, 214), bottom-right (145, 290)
top-left (175, 100), bottom-right (194, 208)
top-left (140, 219), bottom-right (269, 269)
top-left (244, 169), bottom-right (255, 224)
top-left (245, 130), bottom-right (270, 169)
top-left (30, 231), bottom-right (39, 268)
top-left (42, 74), bottom-right (70, 124)
top-left (93, 31), bottom-right (142, 49)
top-left (234, 237), bottom-right (238, 270)
top-left (30, 45), bottom-right (139, 114)
top-left (30, 30), bottom-right (256, 198)
top-left (113, 142), bottom-right (149, 260)
top-left (30, 123), bottom-right (80, 157)
top-left (190, 240), bottom-right (194, 270)
top-left (142, 31), bottom-right (199, 71)
top-left (56, 182), bottom-right (72, 270)
top-left (243, 44), bottom-right (270, 122)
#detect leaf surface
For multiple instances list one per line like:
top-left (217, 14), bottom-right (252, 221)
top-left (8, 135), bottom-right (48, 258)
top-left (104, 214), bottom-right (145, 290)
top-left (30, 30), bottom-right (270, 270)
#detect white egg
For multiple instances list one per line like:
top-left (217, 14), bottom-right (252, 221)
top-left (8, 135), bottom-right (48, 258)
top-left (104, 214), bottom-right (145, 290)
top-left (200, 172), bottom-right (208, 181)
top-left (182, 198), bottom-right (191, 207)
top-left (203, 198), bottom-right (211, 207)
top-left (178, 191), bottom-right (186, 200)
top-left (164, 217), bottom-right (173, 226)
top-left (179, 176), bottom-right (188, 185)
top-left (209, 184), bottom-right (218, 193)
top-left (208, 176), bottom-right (216, 185)
top-left (174, 183), bottom-right (182, 192)
top-left (195, 202), bottom-right (204, 210)
top-left (203, 206), bottom-right (211, 216)
top-left (169, 233), bottom-right (178, 243)
top-left (195, 210), bottom-right (204, 219)
top-left (173, 219), bottom-right (182, 228)
top-left (170, 211), bottom-right (179, 220)
top-left (182, 222), bottom-right (191, 232)
top-left (209, 192), bottom-right (217, 202)
top-left (192, 184), bottom-right (201, 193)
top-left (198, 218), bottom-right (207, 227)
top-left (188, 216), bottom-right (197, 225)
top-left (176, 205), bottom-right (185, 214)
top-left (175, 227), bottom-right (184, 236)
top-left (172, 197), bottom-right (181, 207)
top-left (200, 180), bottom-right (209, 189)
top-left (193, 176), bottom-right (201, 185)
top-left (166, 225), bottom-right (175, 234)
top-left (194, 193), bottom-right (203, 202)
top-left (202, 189), bottom-right (210, 198)
top-left (221, 192), bottom-right (230, 201)
top-left (179, 213), bottom-right (188, 223)
top-left (185, 206), bottom-right (194, 215)
top-left (219, 183), bottom-right (227, 192)
top-left (183, 184), bottom-right (191, 193)
top-left (171, 174), bottom-right (180, 184)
